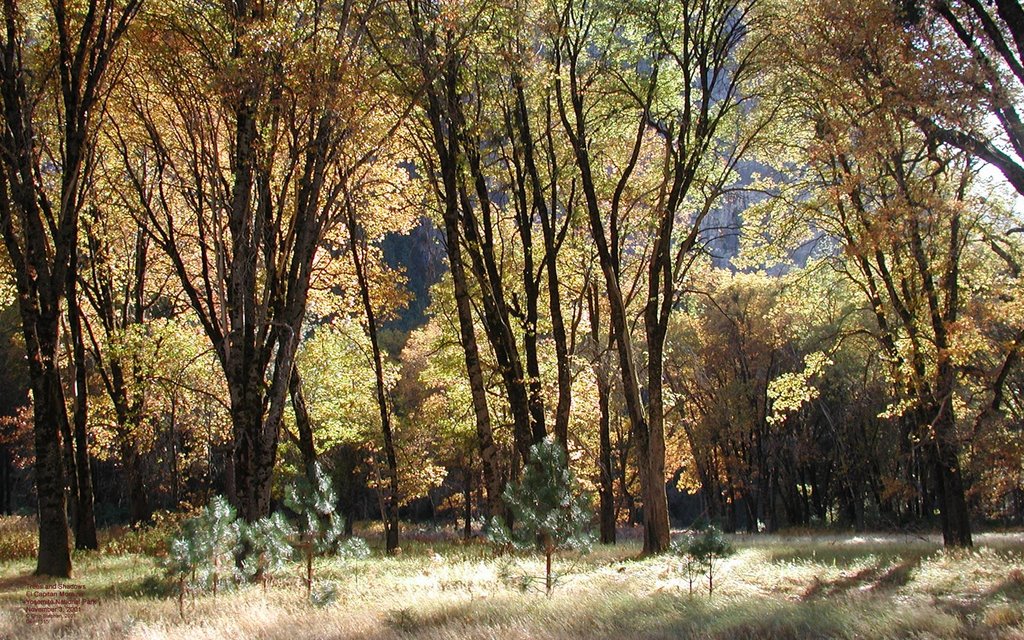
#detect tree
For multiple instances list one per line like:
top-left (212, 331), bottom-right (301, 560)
top-left (909, 0), bottom-right (1024, 197)
top-left (163, 495), bottom-right (242, 616)
top-left (672, 522), bottom-right (734, 596)
top-left (338, 165), bottom-right (417, 553)
top-left (284, 462), bottom-right (348, 598)
top-left (242, 512), bottom-right (295, 592)
top-left (551, 0), bottom-right (769, 553)
top-left (492, 436), bottom-right (593, 595)
top-left (117, 0), bottom-right (396, 522)
top-left (757, 0), bottom-right (1024, 545)
top-left (0, 0), bottom-right (142, 574)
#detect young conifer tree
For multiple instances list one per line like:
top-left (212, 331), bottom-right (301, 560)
top-left (491, 437), bottom-right (593, 595)
top-left (285, 462), bottom-right (366, 598)
top-left (163, 496), bottom-right (241, 615)
top-left (242, 512), bottom-right (296, 591)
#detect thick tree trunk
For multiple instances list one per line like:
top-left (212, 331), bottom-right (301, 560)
top-left (931, 387), bottom-right (973, 547)
top-left (643, 332), bottom-right (672, 552)
top-left (125, 443), bottom-right (150, 525)
top-left (908, 215), bottom-right (972, 547)
top-left (334, 445), bottom-right (359, 535)
top-left (27, 322), bottom-right (73, 577)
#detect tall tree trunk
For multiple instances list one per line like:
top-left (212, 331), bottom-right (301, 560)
top-left (590, 283), bottom-right (616, 544)
top-left (643, 325), bottom-right (672, 551)
top-left (597, 376), bottom-right (616, 544)
top-left (408, 20), bottom-right (505, 522)
top-left (932, 385), bottom-right (973, 547)
top-left (31, 338), bottom-right (73, 577)
top-left (908, 213), bottom-right (972, 547)
top-left (463, 464), bottom-right (473, 540)
top-left (510, 73), bottom-right (572, 449)
top-left (67, 247), bottom-right (97, 549)
top-left (346, 203), bottom-right (400, 554)
top-left (1, 182), bottom-right (73, 576)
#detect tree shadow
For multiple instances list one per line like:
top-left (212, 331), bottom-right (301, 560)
top-left (0, 572), bottom-right (47, 594)
top-left (932, 569), bottom-right (1024, 623)
top-left (801, 554), bottom-right (924, 600)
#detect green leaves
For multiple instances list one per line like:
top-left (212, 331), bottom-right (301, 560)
top-left (164, 477), bottom-right (368, 605)
top-left (241, 512), bottom-right (296, 583)
top-left (671, 523), bottom-right (734, 596)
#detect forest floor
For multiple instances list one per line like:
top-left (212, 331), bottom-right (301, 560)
top-left (0, 520), bottom-right (1023, 639)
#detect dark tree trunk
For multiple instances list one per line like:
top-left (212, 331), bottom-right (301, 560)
top-left (597, 376), bottom-right (616, 544)
top-left (31, 350), bottom-right (73, 577)
top-left (0, 447), bottom-right (10, 515)
top-left (510, 72), bottom-right (572, 449)
top-left (590, 283), bottom-right (616, 544)
top-left (909, 214), bottom-right (972, 547)
top-left (334, 445), bottom-right (359, 536)
top-left (289, 368), bottom-right (318, 482)
top-left (0, 0), bottom-right (140, 574)
top-left (407, 16), bottom-right (505, 522)
top-left (463, 465), bottom-right (473, 540)
top-left (67, 247), bottom-right (97, 549)
top-left (345, 202), bottom-right (400, 554)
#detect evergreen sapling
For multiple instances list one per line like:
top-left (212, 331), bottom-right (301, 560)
top-left (242, 511), bottom-right (296, 591)
top-left (672, 523), bottom-right (733, 596)
top-left (490, 436), bottom-right (593, 595)
top-left (285, 462), bottom-right (367, 600)
top-left (162, 496), bottom-right (242, 615)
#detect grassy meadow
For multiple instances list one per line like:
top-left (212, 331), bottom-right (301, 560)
top-left (0, 518), bottom-right (1023, 639)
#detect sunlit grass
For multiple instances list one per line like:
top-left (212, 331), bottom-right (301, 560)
top-left (0, 524), bottom-right (1022, 639)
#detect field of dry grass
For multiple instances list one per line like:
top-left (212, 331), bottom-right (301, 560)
top-left (0, 520), bottom-right (1022, 639)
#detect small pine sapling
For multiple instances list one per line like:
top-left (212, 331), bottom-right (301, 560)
top-left (674, 523), bottom-right (734, 596)
top-left (670, 531), bottom-right (701, 595)
top-left (163, 534), bottom-right (197, 618)
top-left (162, 496), bottom-right (241, 615)
top-left (242, 512), bottom-right (296, 591)
top-left (490, 436), bottom-right (593, 595)
top-left (194, 496), bottom-right (243, 596)
top-left (284, 462), bottom-right (348, 599)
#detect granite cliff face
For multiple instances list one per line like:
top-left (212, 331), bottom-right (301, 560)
top-left (380, 217), bottom-right (446, 333)
top-left (379, 191), bottom-right (756, 334)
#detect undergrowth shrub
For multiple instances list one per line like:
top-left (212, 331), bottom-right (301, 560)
top-left (0, 516), bottom-right (37, 561)
top-left (159, 468), bottom-right (369, 612)
top-left (103, 510), bottom-right (192, 556)
top-left (242, 511), bottom-right (296, 590)
top-left (162, 496), bottom-right (242, 616)
top-left (286, 462), bottom-right (368, 601)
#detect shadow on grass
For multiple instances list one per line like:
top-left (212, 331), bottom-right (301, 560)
top-left (92, 573), bottom-right (174, 599)
top-left (762, 544), bottom-right (933, 567)
top-left (379, 591), bottom-right (934, 640)
top-left (0, 572), bottom-right (47, 594)
top-left (932, 568), bottom-right (1024, 625)
top-left (801, 554), bottom-right (924, 600)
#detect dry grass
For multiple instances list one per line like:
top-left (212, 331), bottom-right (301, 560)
top-left (0, 526), bottom-right (1022, 639)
